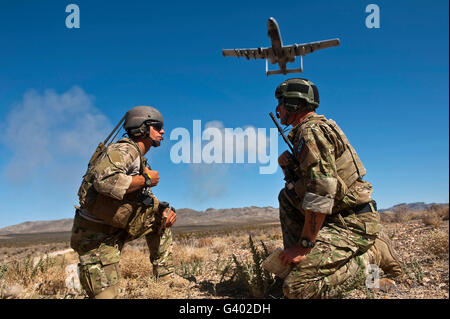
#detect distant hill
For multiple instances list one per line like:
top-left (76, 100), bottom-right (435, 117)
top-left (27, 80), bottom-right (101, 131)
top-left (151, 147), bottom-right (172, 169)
top-left (0, 219), bottom-right (74, 236)
top-left (379, 202), bottom-right (449, 212)
top-left (1, 202), bottom-right (447, 236)
top-left (0, 206), bottom-right (279, 236)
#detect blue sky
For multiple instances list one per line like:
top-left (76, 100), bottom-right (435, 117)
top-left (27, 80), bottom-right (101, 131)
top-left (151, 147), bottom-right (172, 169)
top-left (0, 0), bottom-right (448, 228)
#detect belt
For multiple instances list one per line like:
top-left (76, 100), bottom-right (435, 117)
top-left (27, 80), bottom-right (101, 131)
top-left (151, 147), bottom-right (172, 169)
top-left (339, 200), bottom-right (377, 217)
top-left (75, 210), bottom-right (118, 234)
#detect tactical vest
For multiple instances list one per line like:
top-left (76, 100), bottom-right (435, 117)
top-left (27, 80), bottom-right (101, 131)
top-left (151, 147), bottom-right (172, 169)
top-left (326, 118), bottom-right (366, 195)
top-left (77, 138), bottom-right (157, 230)
top-left (292, 116), bottom-right (367, 203)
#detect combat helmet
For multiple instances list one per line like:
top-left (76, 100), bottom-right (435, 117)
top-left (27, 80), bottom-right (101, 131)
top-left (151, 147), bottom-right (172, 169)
top-left (124, 105), bottom-right (164, 140)
top-left (275, 78), bottom-right (320, 112)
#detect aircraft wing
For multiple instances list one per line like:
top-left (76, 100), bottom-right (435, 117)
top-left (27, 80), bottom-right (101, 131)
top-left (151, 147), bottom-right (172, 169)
top-left (222, 47), bottom-right (274, 60)
top-left (283, 38), bottom-right (340, 57)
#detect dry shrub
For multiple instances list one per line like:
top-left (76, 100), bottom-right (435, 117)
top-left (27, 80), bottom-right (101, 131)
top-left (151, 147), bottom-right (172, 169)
top-left (0, 254), bottom-right (80, 298)
top-left (230, 234), bottom-right (248, 245)
top-left (422, 212), bottom-right (443, 228)
top-left (422, 229), bottom-right (449, 258)
top-left (197, 237), bottom-right (213, 248)
top-left (4, 256), bottom-right (56, 287)
top-left (120, 249), bottom-right (153, 279)
top-left (395, 211), bottom-right (414, 223)
top-left (173, 244), bottom-right (208, 264)
top-left (35, 268), bottom-right (67, 296)
top-left (119, 276), bottom-right (187, 299)
top-left (429, 205), bottom-right (449, 221)
top-left (440, 209), bottom-right (449, 221)
top-left (392, 205), bottom-right (428, 223)
top-left (211, 239), bottom-right (227, 254)
top-left (218, 235), bottom-right (237, 247)
top-left (380, 211), bottom-right (396, 223)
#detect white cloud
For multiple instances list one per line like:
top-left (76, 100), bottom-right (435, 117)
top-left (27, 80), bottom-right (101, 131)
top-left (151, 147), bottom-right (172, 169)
top-left (185, 120), bottom-right (276, 201)
top-left (1, 86), bottom-right (112, 181)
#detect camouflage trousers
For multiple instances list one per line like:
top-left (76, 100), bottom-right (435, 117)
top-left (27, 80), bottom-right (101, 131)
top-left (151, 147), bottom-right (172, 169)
top-left (278, 189), bottom-right (382, 299)
top-left (70, 209), bottom-right (174, 299)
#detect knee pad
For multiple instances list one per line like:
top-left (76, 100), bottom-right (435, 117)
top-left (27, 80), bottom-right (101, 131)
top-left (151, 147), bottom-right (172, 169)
top-left (78, 261), bottom-right (121, 298)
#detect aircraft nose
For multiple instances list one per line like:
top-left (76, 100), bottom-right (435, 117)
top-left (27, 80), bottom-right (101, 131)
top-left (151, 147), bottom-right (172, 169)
top-left (268, 17), bottom-right (278, 26)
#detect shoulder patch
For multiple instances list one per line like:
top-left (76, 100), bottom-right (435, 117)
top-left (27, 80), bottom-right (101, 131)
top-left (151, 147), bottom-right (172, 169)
top-left (295, 137), bottom-right (305, 157)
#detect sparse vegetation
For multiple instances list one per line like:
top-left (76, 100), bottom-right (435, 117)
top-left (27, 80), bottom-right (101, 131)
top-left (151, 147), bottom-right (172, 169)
top-left (222, 235), bottom-right (275, 298)
top-left (402, 258), bottom-right (424, 283)
top-left (380, 204), bottom-right (449, 226)
top-left (422, 229), bottom-right (449, 258)
top-left (422, 212), bottom-right (443, 228)
top-left (0, 207), bottom-right (448, 299)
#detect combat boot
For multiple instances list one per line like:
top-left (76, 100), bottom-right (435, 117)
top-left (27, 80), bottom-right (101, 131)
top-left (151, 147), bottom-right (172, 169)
top-left (155, 272), bottom-right (193, 288)
top-left (94, 284), bottom-right (120, 299)
top-left (153, 265), bottom-right (193, 288)
top-left (367, 230), bottom-right (403, 278)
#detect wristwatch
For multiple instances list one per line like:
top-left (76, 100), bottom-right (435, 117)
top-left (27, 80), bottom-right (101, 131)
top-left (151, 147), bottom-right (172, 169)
top-left (143, 173), bottom-right (152, 187)
top-left (300, 238), bottom-right (316, 249)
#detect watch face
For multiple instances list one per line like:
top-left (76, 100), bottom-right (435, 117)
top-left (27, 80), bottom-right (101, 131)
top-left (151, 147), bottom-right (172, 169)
top-left (145, 174), bottom-right (152, 186)
top-left (301, 239), bottom-right (314, 248)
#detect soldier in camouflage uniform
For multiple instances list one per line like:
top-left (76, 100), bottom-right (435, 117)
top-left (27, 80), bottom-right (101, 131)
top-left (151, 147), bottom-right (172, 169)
top-left (274, 79), bottom-right (403, 298)
top-left (70, 106), bottom-right (188, 299)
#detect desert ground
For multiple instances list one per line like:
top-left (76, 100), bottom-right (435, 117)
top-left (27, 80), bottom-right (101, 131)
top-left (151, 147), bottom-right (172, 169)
top-left (0, 206), bottom-right (448, 299)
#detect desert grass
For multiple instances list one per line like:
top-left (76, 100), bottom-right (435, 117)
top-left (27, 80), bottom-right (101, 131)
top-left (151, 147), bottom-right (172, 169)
top-left (120, 248), bottom-right (153, 280)
top-left (422, 212), bottom-right (443, 228)
top-left (0, 212), bottom-right (448, 299)
top-left (0, 252), bottom-right (81, 298)
top-left (422, 229), bottom-right (449, 258)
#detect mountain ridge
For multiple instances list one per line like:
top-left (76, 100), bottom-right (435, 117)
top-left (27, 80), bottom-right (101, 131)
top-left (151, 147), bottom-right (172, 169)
top-left (0, 202), bottom-right (447, 235)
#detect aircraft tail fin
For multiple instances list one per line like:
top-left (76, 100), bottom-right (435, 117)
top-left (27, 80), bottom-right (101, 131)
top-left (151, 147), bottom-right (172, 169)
top-left (265, 56), bottom-right (303, 76)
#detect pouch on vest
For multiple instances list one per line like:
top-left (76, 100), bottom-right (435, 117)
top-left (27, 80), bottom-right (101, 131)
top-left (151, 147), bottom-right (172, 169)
top-left (126, 195), bottom-right (160, 238)
top-left (88, 192), bottom-right (140, 229)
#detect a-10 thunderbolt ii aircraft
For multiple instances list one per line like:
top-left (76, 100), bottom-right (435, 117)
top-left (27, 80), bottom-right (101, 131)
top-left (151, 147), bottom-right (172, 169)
top-left (222, 17), bottom-right (340, 76)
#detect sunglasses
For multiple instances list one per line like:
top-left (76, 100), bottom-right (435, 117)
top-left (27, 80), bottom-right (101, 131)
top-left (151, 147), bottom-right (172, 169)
top-left (145, 120), bottom-right (163, 131)
top-left (278, 97), bottom-right (302, 106)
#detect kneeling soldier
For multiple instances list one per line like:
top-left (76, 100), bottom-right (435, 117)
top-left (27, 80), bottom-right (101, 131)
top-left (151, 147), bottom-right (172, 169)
top-left (273, 79), bottom-right (403, 298)
top-left (71, 105), bottom-right (189, 299)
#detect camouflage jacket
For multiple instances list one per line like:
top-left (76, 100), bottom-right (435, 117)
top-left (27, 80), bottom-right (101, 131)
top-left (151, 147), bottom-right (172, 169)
top-left (287, 113), bottom-right (373, 215)
top-left (78, 138), bottom-right (153, 228)
top-left (90, 138), bottom-right (145, 200)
